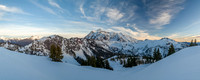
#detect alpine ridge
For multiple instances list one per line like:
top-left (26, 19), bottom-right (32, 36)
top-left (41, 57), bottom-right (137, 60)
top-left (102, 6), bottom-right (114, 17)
top-left (0, 29), bottom-right (188, 65)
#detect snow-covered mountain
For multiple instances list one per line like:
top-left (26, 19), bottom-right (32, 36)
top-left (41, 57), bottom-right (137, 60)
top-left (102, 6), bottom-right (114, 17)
top-left (85, 29), bottom-right (138, 42)
top-left (0, 29), bottom-right (188, 62)
top-left (85, 29), bottom-right (188, 56)
top-left (0, 36), bottom-right (42, 46)
top-left (0, 42), bottom-right (20, 51)
top-left (20, 35), bottom-right (114, 63)
top-left (132, 38), bottom-right (188, 56)
top-left (0, 39), bottom-right (4, 43)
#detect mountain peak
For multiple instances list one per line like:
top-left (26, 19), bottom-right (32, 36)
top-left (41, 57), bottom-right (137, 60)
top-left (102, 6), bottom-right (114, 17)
top-left (29, 35), bottom-right (43, 40)
top-left (160, 37), bottom-right (175, 41)
top-left (0, 36), bottom-right (8, 40)
top-left (161, 37), bottom-right (170, 40)
top-left (96, 28), bottom-right (102, 32)
top-left (85, 29), bottom-right (138, 42)
top-left (48, 35), bottom-right (62, 38)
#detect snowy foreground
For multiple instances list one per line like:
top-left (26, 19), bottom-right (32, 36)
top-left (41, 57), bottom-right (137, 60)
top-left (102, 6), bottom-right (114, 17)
top-left (0, 46), bottom-right (200, 80)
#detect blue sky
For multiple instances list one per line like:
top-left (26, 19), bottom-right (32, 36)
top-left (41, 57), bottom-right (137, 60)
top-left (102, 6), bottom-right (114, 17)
top-left (0, 0), bottom-right (200, 42)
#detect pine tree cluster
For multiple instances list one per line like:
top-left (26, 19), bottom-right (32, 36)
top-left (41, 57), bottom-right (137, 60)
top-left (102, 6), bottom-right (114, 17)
top-left (153, 48), bottom-right (162, 62)
top-left (49, 44), bottom-right (63, 62)
top-left (75, 56), bottom-right (113, 70)
top-left (143, 55), bottom-right (154, 63)
top-left (190, 39), bottom-right (198, 46)
top-left (123, 57), bottom-right (137, 67)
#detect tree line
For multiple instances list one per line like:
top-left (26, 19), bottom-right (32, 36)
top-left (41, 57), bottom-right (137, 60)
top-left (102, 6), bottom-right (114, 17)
top-left (121, 44), bottom-right (176, 68)
top-left (76, 56), bottom-right (113, 70)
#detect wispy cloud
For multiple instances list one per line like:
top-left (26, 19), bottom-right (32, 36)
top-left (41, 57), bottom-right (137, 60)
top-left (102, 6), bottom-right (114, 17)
top-left (80, 3), bottom-right (86, 17)
top-left (0, 4), bottom-right (29, 21)
top-left (79, 0), bottom-right (136, 25)
top-left (48, 0), bottom-right (61, 9)
top-left (0, 4), bottom-right (27, 14)
top-left (144, 0), bottom-right (185, 29)
top-left (149, 11), bottom-right (172, 29)
top-left (31, 0), bottom-right (56, 15)
top-left (106, 8), bottom-right (124, 23)
top-left (184, 20), bottom-right (200, 30)
top-left (79, 2), bottom-right (101, 23)
top-left (48, 0), bottom-right (64, 13)
top-left (61, 20), bottom-right (102, 32)
top-left (108, 24), bottom-right (161, 40)
top-left (167, 34), bottom-right (179, 39)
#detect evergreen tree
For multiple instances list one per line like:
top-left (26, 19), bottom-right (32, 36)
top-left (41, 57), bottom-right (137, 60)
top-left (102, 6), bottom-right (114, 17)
top-left (96, 57), bottom-right (104, 68)
top-left (123, 57), bottom-right (137, 67)
top-left (194, 39), bottom-right (197, 46)
top-left (143, 55), bottom-right (153, 63)
top-left (50, 44), bottom-right (56, 61)
top-left (190, 39), bottom-right (194, 46)
top-left (75, 57), bottom-right (87, 65)
top-left (153, 48), bottom-right (157, 62)
top-left (91, 56), bottom-right (97, 67)
top-left (87, 56), bottom-right (96, 67)
top-left (104, 60), bottom-right (113, 70)
top-left (131, 57), bottom-right (137, 66)
top-left (126, 58), bottom-right (131, 67)
top-left (56, 46), bottom-right (63, 61)
top-left (120, 59), bottom-right (123, 65)
top-left (49, 44), bottom-right (63, 62)
top-left (167, 44), bottom-right (175, 56)
top-left (153, 48), bottom-right (162, 62)
top-left (156, 48), bottom-right (162, 61)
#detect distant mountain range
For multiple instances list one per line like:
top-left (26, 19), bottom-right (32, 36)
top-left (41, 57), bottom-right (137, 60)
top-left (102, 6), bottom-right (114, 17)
top-left (0, 36), bottom-right (42, 46)
top-left (0, 29), bottom-right (189, 64)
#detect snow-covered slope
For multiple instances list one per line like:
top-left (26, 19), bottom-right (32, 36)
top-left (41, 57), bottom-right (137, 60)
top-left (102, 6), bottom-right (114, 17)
top-left (123, 46), bottom-right (200, 80)
top-left (1, 46), bottom-right (200, 80)
top-left (0, 47), bottom-right (114, 80)
top-left (0, 47), bottom-right (142, 80)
